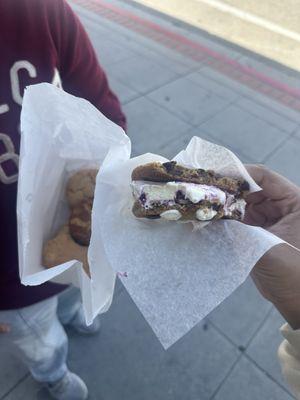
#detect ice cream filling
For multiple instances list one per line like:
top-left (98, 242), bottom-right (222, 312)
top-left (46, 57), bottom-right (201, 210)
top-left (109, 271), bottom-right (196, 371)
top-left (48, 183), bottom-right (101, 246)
top-left (132, 180), bottom-right (246, 219)
top-left (132, 181), bottom-right (226, 205)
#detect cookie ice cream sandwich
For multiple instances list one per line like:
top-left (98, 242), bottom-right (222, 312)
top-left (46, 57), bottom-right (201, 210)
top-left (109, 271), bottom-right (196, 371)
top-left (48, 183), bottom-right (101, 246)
top-left (131, 161), bottom-right (249, 222)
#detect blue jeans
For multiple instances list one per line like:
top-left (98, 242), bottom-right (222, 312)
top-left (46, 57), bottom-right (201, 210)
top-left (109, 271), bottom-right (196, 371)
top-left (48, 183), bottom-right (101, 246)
top-left (0, 287), bottom-right (81, 383)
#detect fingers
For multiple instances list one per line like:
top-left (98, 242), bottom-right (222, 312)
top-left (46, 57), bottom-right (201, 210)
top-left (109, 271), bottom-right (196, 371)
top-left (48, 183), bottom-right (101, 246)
top-left (243, 204), bottom-right (267, 226)
top-left (245, 164), bottom-right (299, 200)
top-left (245, 190), bottom-right (266, 205)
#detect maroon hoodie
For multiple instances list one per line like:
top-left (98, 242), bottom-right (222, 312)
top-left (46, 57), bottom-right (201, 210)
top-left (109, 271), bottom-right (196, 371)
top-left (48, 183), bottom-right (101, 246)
top-left (0, 0), bottom-right (126, 310)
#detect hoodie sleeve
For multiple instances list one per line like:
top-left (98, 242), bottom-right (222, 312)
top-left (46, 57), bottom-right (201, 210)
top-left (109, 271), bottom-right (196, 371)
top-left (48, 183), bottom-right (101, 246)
top-left (48, 0), bottom-right (126, 131)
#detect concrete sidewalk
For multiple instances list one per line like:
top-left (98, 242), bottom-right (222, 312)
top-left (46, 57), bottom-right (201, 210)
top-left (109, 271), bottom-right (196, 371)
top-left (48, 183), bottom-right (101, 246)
top-left (1, 0), bottom-right (300, 399)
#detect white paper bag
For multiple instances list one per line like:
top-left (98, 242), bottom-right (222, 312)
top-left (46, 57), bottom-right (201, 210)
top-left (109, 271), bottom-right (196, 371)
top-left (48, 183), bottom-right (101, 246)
top-left (18, 83), bottom-right (130, 323)
top-left (94, 136), bottom-right (294, 348)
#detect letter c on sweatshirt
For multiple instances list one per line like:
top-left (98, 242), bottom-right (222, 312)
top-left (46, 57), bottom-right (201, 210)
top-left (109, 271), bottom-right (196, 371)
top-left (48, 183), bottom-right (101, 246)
top-left (10, 60), bottom-right (37, 106)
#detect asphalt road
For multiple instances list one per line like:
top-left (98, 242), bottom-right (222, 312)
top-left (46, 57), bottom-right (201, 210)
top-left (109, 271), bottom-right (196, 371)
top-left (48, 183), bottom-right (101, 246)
top-left (132, 0), bottom-right (300, 71)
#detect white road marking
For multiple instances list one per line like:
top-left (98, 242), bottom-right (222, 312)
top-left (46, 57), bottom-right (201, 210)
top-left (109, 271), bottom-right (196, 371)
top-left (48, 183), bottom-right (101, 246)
top-left (195, 0), bottom-right (300, 42)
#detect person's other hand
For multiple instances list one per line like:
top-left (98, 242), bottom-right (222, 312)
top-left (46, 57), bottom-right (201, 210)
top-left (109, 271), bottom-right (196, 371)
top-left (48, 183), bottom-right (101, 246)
top-left (245, 165), bottom-right (300, 329)
top-left (245, 164), bottom-right (300, 247)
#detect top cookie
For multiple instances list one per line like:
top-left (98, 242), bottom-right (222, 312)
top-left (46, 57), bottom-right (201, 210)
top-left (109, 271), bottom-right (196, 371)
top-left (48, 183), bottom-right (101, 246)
top-left (131, 161), bottom-right (249, 195)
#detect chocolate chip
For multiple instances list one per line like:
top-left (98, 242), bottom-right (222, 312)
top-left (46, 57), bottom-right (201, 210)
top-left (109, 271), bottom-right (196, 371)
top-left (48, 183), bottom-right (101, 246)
top-left (212, 203), bottom-right (221, 211)
top-left (146, 215), bottom-right (161, 219)
top-left (233, 210), bottom-right (242, 219)
top-left (197, 168), bottom-right (206, 176)
top-left (175, 190), bottom-right (189, 205)
top-left (226, 189), bottom-right (236, 195)
top-left (152, 202), bottom-right (162, 207)
top-left (239, 180), bottom-right (250, 192)
top-left (162, 161), bottom-right (176, 173)
top-left (139, 193), bottom-right (146, 204)
top-left (176, 190), bottom-right (185, 201)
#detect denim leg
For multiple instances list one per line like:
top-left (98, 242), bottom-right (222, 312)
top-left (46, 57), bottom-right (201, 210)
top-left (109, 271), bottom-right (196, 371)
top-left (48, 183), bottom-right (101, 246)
top-left (0, 296), bottom-right (68, 383)
top-left (57, 286), bottom-right (82, 326)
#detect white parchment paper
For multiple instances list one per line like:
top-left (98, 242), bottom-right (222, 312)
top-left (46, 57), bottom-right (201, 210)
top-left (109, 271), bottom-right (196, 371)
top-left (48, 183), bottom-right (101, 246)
top-left (18, 83), bottom-right (131, 323)
top-left (94, 137), bottom-right (285, 348)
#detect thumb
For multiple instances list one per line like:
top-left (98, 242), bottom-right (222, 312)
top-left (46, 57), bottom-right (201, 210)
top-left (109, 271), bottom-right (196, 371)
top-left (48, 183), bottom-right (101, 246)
top-left (245, 164), bottom-right (298, 200)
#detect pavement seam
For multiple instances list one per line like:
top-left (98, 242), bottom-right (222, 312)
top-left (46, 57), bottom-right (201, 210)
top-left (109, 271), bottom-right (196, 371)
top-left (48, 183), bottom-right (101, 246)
top-left (0, 373), bottom-right (30, 400)
top-left (112, 62), bottom-right (203, 100)
top-left (194, 125), bottom-right (257, 163)
top-left (243, 353), bottom-right (296, 399)
top-left (245, 305), bottom-right (274, 348)
top-left (200, 69), bottom-right (300, 125)
top-left (210, 352), bottom-right (296, 400)
top-left (206, 305), bottom-right (280, 399)
top-left (137, 63), bottom-right (204, 95)
top-left (121, 66), bottom-right (298, 139)
top-left (206, 319), bottom-right (241, 349)
top-left (242, 306), bottom-right (296, 397)
top-left (124, 93), bottom-right (195, 126)
top-left (234, 102), bottom-right (297, 135)
top-left (196, 320), bottom-right (243, 400)
top-left (207, 304), bottom-right (273, 353)
top-left (209, 353), bottom-right (243, 400)
top-left (121, 92), bottom-right (144, 106)
top-left (145, 87), bottom-right (236, 128)
top-left (111, 38), bottom-right (200, 73)
top-left (184, 72), bottom-right (240, 102)
top-left (290, 125), bottom-right (300, 139)
top-left (156, 125), bottom-right (197, 156)
top-left (262, 125), bottom-right (300, 164)
top-left (208, 309), bottom-right (294, 399)
top-left (111, 69), bottom-right (189, 98)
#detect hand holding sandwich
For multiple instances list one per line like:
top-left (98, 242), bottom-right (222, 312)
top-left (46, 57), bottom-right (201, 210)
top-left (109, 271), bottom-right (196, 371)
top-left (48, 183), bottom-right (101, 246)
top-left (245, 165), bottom-right (300, 329)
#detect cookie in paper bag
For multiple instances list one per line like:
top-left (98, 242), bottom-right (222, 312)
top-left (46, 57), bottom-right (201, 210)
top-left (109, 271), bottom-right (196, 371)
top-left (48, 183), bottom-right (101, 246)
top-left (67, 169), bottom-right (98, 245)
top-left (66, 169), bottom-right (98, 208)
top-left (69, 199), bottom-right (93, 246)
top-left (43, 224), bottom-right (90, 276)
top-left (42, 168), bottom-right (98, 275)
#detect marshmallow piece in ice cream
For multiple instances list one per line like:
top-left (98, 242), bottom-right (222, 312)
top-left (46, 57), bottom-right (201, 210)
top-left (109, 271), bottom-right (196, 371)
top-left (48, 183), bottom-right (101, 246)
top-left (196, 208), bottom-right (217, 221)
top-left (225, 198), bottom-right (246, 218)
top-left (160, 210), bottom-right (182, 220)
